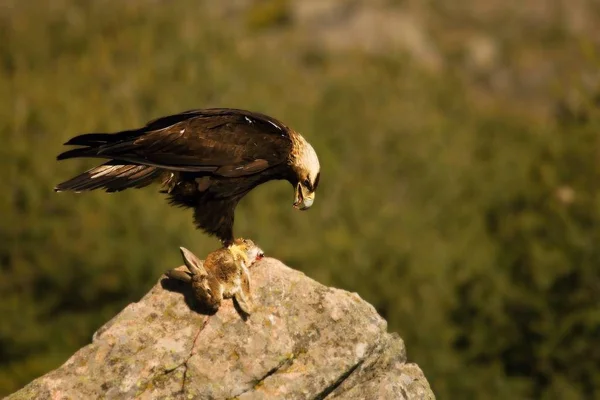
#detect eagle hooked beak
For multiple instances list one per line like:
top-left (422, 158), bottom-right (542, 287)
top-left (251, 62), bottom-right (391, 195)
top-left (293, 182), bottom-right (315, 210)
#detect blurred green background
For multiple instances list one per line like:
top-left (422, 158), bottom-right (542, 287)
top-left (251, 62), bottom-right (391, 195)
top-left (2, 0), bottom-right (600, 398)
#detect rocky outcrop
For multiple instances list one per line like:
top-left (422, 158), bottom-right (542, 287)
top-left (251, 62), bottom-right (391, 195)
top-left (7, 257), bottom-right (434, 399)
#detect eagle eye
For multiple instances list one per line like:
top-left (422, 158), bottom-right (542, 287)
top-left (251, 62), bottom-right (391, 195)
top-left (303, 178), bottom-right (311, 188)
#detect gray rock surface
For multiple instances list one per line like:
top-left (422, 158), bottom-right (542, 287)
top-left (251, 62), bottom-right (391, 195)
top-left (7, 257), bottom-right (434, 399)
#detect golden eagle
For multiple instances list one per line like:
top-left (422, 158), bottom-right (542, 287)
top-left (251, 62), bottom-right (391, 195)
top-left (55, 108), bottom-right (321, 246)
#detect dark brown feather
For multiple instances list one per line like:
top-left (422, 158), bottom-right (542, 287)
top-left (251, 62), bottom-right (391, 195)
top-left (55, 108), bottom-right (297, 244)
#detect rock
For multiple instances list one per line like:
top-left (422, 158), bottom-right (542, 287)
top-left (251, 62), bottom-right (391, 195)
top-left (7, 258), bottom-right (435, 399)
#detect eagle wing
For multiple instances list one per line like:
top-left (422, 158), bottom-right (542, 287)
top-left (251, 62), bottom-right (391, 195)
top-left (57, 108), bottom-right (293, 177)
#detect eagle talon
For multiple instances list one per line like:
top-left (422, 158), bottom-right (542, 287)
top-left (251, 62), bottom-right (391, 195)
top-left (228, 239), bottom-right (250, 265)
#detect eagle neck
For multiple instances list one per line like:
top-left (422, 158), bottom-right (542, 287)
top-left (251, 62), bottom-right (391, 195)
top-left (287, 130), bottom-right (306, 167)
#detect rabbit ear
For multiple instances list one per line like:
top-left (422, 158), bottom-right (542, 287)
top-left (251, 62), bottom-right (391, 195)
top-left (165, 269), bottom-right (193, 283)
top-left (179, 247), bottom-right (208, 277)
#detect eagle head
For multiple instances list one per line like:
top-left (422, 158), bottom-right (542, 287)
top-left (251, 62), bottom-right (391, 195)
top-left (290, 138), bottom-right (321, 211)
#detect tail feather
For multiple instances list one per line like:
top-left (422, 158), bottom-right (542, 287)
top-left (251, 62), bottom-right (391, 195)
top-left (64, 133), bottom-right (115, 146)
top-left (58, 130), bottom-right (139, 160)
top-left (63, 129), bottom-right (139, 146)
top-left (55, 161), bottom-right (161, 193)
top-left (56, 146), bottom-right (99, 161)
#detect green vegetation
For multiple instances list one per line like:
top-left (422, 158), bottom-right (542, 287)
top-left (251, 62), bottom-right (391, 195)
top-left (2, 0), bottom-right (599, 398)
